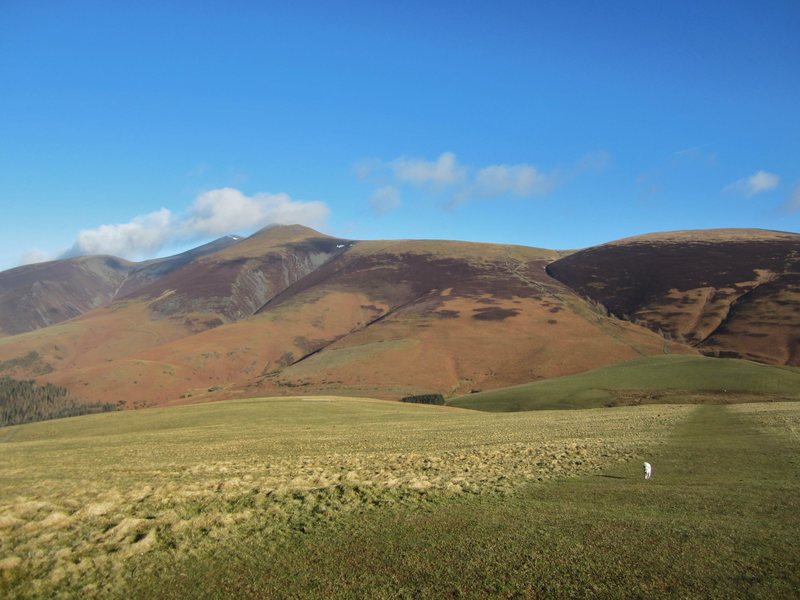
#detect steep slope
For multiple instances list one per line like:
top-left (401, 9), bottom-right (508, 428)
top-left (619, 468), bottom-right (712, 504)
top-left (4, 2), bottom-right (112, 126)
top-left (546, 228), bottom-right (800, 365)
top-left (114, 235), bottom-right (243, 298)
top-left (0, 236), bottom-right (242, 337)
top-left (0, 256), bottom-right (133, 336)
top-left (118, 225), bottom-right (350, 323)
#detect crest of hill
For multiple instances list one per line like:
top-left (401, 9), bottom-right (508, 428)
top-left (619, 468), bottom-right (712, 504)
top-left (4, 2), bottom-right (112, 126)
top-left (208, 225), bottom-right (337, 260)
top-left (346, 238), bottom-right (559, 261)
top-left (604, 228), bottom-right (799, 245)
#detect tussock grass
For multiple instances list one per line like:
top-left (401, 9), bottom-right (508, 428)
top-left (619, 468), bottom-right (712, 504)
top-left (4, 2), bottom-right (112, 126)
top-left (0, 398), bottom-right (688, 598)
top-left (449, 355), bottom-right (800, 412)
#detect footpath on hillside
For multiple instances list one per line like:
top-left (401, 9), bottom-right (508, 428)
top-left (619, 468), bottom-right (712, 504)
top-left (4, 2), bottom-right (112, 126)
top-left (130, 404), bottom-right (800, 599)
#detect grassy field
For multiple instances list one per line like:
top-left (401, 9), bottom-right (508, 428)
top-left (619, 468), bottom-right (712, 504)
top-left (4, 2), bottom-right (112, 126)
top-left (128, 402), bottom-right (800, 599)
top-left (2, 395), bottom-right (799, 598)
top-left (448, 355), bottom-right (800, 412)
top-left (0, 397), bottom-right (688, 598)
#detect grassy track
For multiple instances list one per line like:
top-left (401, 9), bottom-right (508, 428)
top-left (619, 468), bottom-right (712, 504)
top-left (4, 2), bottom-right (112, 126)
top-left (132, 403), bottom-right (800, 599)
top-left (449, 355), bottom-right (800, 412)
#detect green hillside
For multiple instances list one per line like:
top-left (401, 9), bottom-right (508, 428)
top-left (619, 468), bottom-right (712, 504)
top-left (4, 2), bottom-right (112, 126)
top-left (448, 355), bottom-right (800, 412)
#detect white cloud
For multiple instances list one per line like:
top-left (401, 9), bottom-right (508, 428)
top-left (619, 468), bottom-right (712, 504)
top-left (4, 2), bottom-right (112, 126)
top-left (369, 186), bottom-right (401, 215)
top-left (68, 208), bottom-right (174, 259)
top-left (391, 152), bottom-right (466, 187)
top-left (19, 248), bottom-right (54, 265)
top-left (356, 150), bottom-right (610, 210)
top-left (185, 188), bottom-right (263, 235)
top-left (185, 188), bottom-right (327, 236)
top-left (61, 188), bottom-right (330, 261)
top-left (357, 151), bottom-right (561, 206)
top-left (724, 170), bottom-right (780, 196)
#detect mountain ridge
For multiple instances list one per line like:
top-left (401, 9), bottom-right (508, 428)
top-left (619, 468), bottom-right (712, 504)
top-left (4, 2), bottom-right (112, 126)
top-left (0, 226), bottom-right (797, 407)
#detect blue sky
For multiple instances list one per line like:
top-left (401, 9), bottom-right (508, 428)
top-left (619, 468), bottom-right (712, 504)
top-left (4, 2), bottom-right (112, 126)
top-left (1, 1), bottom-right (798, 270)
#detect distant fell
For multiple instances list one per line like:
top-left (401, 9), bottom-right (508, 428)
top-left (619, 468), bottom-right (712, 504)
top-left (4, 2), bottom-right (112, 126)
top-left (0, 226), bottom-right (798, 407)
top-left (547, 228), bottom-right (800, 365)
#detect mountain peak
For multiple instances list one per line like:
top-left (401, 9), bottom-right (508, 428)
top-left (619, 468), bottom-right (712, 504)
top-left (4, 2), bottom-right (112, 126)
top-left (208, 224), bottom-right (330, 260)
top-left (253, 224), bottom-right (327, 239)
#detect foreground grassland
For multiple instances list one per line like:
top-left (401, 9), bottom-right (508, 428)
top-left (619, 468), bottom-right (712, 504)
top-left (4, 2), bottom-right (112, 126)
top-left (449, 355), bottom-right (800, 412)
top-left (133, 402), bottom-right (800, 599)
top-left (0, 398), bottom-right (689, 598)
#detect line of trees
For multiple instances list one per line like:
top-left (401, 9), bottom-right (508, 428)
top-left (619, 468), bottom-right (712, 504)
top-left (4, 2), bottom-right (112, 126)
top-left (401, 393), bottom-right (445, 405)
top-left (0, 376), bottom-right (115, 427)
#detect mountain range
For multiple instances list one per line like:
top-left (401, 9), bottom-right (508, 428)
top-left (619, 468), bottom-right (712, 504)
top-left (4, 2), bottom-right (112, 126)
top-left (0, 225), bottom-right (797, 408)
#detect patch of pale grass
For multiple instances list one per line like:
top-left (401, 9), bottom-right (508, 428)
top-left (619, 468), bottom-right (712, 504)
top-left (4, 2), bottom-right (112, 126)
top-left (0, 398), bottom-right (691, 598)
top-left (728, 401), bottom-right (800, 442)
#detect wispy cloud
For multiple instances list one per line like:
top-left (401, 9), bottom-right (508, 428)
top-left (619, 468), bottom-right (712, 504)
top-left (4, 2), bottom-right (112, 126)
top-left (391, 152), bottom-right (467, 188)
top-left (673, 142), bottom-right (714, 156)
top-left (57, 188), bottom-right (329, 261)
top-left (574, 150), bottom-right (612, 172)
top-left (19, 248), bottom-right (54, 266)
top-left (781, 184), bottom-right (800, 213)
top-left (357, 151), bottom-right (601, 208)
top-left (473, 164), bottom-right (554, 198)
top-left (724, 170), bottom-right (780, 196)
top-left (369, 186), bottom-right (402, 215)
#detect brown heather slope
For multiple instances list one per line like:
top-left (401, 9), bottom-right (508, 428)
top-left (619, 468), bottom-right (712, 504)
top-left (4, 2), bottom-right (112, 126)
top-left (547, 228), bottom-right (800, 365)
top-left (0, 229), bottom-right (692, 406)
top-left (244, 239), bottom-right (689, 400)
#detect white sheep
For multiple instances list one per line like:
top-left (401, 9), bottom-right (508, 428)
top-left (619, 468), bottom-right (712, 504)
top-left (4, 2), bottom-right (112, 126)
top-left (643, 461), bottom-right (652, 480)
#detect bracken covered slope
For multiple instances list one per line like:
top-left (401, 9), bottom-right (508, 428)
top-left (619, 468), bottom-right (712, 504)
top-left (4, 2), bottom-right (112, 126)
top-left (546, 229), bottom-right (800, 365)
